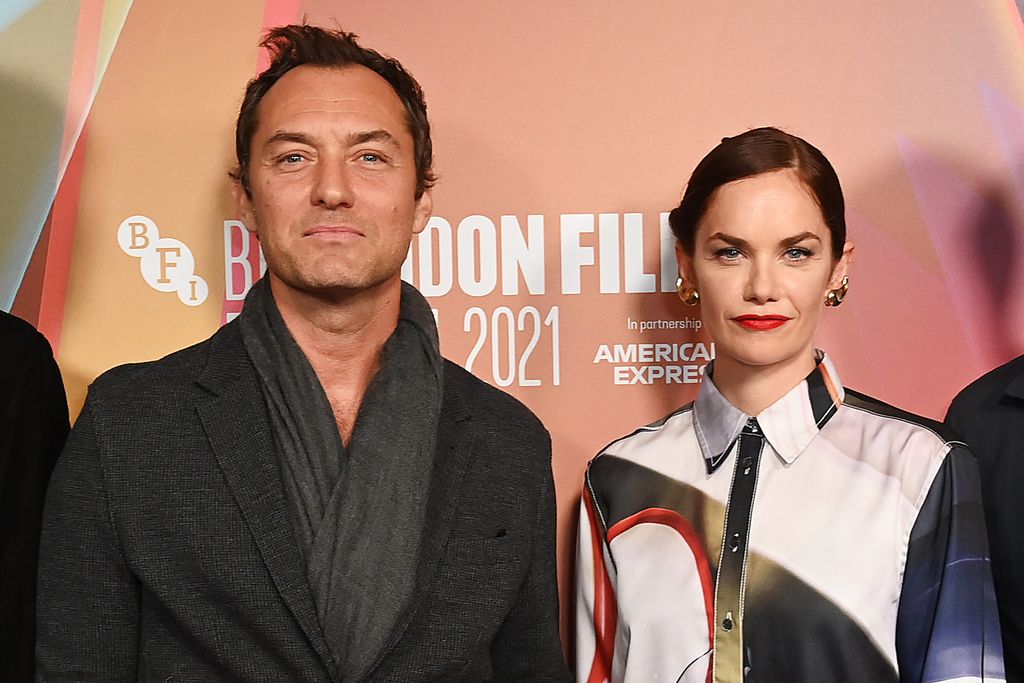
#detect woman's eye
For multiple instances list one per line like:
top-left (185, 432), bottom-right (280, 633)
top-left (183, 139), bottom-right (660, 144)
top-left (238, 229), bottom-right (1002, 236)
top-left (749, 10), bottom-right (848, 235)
top-left (716, 248), bottom-right (742, 260)
top-left (785, 248), bottom-right (811, 260)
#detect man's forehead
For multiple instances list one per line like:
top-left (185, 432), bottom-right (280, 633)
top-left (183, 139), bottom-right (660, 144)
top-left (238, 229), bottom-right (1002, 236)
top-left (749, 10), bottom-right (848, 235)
top-left (255, 64), bottom-right (409, 135)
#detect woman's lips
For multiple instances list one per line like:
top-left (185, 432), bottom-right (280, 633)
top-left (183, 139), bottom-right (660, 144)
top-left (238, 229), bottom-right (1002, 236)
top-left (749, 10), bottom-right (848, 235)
top-left (733, 315), bottom-right (790, 331)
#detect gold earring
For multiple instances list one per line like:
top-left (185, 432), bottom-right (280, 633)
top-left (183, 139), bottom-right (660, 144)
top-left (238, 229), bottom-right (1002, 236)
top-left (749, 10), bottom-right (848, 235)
top-left (676, 276), bottom-right (700, 306)
top-left (825, 276), bottom-right (849, 307)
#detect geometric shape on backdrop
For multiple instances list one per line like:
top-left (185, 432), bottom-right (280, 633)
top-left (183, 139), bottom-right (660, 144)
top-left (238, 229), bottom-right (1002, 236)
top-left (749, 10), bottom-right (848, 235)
top-left (0, 0), bottom-right (41, 33)
top-left (897, 136), bottom-right (1024, 369)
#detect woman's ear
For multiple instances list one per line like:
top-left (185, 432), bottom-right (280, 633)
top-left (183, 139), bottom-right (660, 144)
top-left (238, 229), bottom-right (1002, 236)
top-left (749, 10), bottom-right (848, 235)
top-left (675, 241), bottom-right (696, 286)
top-left (828, 240), bottom-right (855, 289)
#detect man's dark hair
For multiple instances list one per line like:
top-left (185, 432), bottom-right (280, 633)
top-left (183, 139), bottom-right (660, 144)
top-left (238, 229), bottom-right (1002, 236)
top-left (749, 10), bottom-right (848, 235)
top-left (669, 127), bottom-right (846, 259)
top-left (230, 24), bottom-right (435, 199)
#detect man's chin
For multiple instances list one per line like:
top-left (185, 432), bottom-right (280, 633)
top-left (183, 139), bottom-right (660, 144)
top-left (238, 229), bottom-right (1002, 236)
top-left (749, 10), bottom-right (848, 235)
top-left (296, 275), bottom-right (400, 299)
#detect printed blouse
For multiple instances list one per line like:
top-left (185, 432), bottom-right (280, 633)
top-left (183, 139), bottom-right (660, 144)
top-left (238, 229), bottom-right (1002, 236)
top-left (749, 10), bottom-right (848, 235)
top-left (576, 354), bottom-right (1004, 683)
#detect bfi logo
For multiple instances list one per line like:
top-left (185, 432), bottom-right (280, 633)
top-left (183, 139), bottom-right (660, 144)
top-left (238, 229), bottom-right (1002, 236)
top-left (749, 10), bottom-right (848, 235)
top-left (117, 215), bottom-right (209, 306)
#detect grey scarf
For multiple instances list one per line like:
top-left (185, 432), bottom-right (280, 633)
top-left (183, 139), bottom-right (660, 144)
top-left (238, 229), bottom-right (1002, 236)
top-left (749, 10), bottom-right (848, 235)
top-left (238, 278), bottom-right (443, 681)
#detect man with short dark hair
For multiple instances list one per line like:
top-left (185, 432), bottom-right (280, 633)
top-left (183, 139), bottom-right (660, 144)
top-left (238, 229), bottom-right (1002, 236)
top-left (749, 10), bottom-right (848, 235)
top-left (37, 25), bottom-right (569, 681)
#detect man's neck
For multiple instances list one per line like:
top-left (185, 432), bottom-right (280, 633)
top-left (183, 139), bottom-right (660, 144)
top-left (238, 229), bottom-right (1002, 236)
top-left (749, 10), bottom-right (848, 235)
top-left (711, 350), bottom-right (817, 417)
top-left (269, 276), bottom-right (402, 445)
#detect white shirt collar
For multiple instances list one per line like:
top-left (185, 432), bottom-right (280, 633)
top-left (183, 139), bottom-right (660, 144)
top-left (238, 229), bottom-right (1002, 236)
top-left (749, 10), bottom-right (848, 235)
top-left (693, 351), bottom-right (845, 474)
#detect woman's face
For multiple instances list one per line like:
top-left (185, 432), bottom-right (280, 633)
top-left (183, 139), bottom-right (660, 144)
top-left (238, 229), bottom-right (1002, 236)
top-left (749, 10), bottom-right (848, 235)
top-left (677, 169), bottom-right (853, 380)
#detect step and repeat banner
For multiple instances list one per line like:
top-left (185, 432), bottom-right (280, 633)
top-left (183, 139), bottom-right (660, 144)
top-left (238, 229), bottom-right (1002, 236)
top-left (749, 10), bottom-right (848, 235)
top-left (5, 0), bottom-right (1024, 632)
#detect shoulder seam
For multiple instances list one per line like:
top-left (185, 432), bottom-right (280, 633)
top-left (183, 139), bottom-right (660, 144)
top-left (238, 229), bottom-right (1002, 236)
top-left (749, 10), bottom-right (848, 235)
top-left (593, 402), bottom-right (694, 458)
top-left (584, 468), bottom-right (610, 536)
top-left (841, 393), bottom-right (956, 448)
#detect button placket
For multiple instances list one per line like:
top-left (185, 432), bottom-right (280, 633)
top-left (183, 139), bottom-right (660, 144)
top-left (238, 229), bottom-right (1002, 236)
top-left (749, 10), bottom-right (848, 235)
top-left (712, 418), bottom-right (764, 683)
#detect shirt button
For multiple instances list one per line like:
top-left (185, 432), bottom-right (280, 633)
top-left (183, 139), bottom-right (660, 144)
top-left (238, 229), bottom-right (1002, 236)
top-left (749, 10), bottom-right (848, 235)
top-left (742, 456), bottom-right (753, 470)
top-left (722, 617), bottom-right (733, 631)
top-left (729, 532), bottom-right (741, 551)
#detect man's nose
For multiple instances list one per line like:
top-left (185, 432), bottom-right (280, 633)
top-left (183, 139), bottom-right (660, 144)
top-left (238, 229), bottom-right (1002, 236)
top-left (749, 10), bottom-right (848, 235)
top-left (311, 158), bottom-right (354, 210)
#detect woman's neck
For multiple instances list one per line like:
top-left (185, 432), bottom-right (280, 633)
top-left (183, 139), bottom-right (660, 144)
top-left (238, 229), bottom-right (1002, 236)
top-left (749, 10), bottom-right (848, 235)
top-left (710, 351), bottom-right (818, 416)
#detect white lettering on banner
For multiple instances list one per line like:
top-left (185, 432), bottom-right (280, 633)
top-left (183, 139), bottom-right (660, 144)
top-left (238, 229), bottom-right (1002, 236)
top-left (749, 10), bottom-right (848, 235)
top-left (658, 212), bottom-right (678, 293)
top-left (611, 364), bottom-right (705, 385)
top-left (559, 214), bottom-right (595, 295)
top-left (624, 213), bottom-right (657, 293)
top-left (410, 214), bottom-right (546, 296)
top-left (457, 215), bottom-right (498, 297)
top-left (634, 317), bottom-right (703, 333)
top-left (224, 220), bottom-right (252, 300)
top-left (223, 221), bottom-right (267, 298)
top-left (218, 214), bottom-right (703, 389)
top-left (499, 215), bottom-right (544, 295)
top-left (226, 212), bottom-right (678, 299)
top-left (118, 215), bottom-right (209, 306)
top-left (555, 212), bottom-right (675, 295)
top-left (464, 305), bottom-right (561, 386)
top-left (417, 216), bottom-right (454, 296)
top-left (593, 343), bottom-right (714, 364)
top-left (598, 213), bottom-right (620, 294)
top-left (593, 342), bottom-right (714, 385)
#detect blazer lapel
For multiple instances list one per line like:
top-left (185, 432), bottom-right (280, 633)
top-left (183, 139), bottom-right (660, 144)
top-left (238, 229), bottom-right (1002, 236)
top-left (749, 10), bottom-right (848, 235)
top-left (1005, 369), bottom-right (1024, 402)
top-left (357, 375), bottom-right (475, 680)
top-left (193, 325), bottom-right (337, 678)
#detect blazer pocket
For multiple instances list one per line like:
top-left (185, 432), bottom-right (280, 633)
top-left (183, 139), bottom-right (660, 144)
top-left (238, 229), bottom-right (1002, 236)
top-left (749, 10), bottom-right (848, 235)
top-left (412, 533), bottom-right (530, 673)
top-left (441, 529), bottom-right (526, 568)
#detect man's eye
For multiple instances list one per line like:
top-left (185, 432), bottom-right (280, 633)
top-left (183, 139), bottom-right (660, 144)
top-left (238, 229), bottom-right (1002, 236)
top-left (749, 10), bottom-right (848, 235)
top-left (360, 152), bottom-right (383, 163)
top-left (281, 153), bottom-right (305, 164)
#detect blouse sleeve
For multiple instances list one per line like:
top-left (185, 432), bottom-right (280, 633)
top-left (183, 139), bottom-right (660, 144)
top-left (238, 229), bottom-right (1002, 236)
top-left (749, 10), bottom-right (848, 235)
top-left (895, 444), bottom-right (1005, 682)
top-left (576, 479), bottom-right (617, 683)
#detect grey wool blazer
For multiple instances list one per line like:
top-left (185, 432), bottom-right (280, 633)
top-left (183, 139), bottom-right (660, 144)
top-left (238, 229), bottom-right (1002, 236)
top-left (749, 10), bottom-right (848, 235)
top-left (36, 320), bottom-right (571, 682)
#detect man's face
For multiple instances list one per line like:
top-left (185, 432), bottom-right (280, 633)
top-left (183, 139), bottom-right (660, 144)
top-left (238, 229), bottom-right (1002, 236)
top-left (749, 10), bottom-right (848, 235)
top-left (235, 64), bottom-right (431, 299)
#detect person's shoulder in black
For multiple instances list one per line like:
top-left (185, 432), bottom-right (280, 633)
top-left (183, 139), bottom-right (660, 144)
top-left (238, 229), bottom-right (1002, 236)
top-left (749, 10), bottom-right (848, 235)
top-left (0, 310), bottom-right (70, 683)
top-left (946, 354), bottom-right (1024, 683)
top-left (948, 355), bottom-right (1024, 417)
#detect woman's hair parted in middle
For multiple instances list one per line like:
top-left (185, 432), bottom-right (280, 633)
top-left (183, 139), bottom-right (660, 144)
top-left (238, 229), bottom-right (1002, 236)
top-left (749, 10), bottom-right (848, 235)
top-left (668, 127), bottom-right (846, 259)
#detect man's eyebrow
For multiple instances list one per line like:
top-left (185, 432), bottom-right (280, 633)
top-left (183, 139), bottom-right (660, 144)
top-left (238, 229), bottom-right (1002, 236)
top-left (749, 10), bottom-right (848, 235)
top-left (264, 131), bottom-right (315, 147)
top-left (349, 129), bottom-right (399, 147)
top-left (263, 129), bottom-right (400, 150)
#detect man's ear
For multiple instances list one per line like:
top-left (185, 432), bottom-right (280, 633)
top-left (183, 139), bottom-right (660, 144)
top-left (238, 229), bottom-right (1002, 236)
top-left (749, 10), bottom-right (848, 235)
top-left (828, 240), bottom-right (855, 289)
top-left (231, 180), bottom-right (257, 234)
top-left (412, 189), bottom-right (433, 235)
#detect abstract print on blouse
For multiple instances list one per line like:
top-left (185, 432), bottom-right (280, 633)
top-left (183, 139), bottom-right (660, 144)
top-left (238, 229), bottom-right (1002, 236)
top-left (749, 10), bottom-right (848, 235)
top-left (577, 353), bottom-right (1004, 683)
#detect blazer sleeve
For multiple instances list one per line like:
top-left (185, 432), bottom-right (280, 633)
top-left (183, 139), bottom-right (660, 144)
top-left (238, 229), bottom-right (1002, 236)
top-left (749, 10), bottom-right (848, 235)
top-left (895, 445), bottom-right (1005, 683)
top-left (576, 475), bottom-right (617, 683)
top-left (36, 397), bottom-right (140, 681)
top-left (0, 325), bottom-right (69, 681)
top-left (489, 434), bottom-right (571, 682)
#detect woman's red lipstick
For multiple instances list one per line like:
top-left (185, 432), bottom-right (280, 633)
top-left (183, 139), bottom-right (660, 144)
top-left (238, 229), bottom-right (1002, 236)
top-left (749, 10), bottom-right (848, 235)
top-left (734, 315), bottom-right (789, 331)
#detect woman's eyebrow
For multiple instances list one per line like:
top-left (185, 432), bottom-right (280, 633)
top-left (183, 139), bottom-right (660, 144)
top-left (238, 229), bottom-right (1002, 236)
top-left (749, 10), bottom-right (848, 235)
top-left (780, 232), bottom-right (822, 248)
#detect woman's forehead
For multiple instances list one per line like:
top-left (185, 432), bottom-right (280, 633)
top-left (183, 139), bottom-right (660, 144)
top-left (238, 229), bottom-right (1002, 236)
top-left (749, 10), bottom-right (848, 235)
top-left (700, 171), bottom-right (827, 237)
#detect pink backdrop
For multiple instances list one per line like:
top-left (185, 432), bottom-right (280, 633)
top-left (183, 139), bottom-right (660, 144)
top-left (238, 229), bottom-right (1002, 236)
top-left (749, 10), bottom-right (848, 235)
top-left (6, 0), bottom-right (1024, 640)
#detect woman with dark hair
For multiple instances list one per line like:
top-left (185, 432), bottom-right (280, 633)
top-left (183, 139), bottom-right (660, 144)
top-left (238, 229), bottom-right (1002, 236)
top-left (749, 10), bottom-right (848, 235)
top-left (576, 127), bottom-right (1004, 683)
